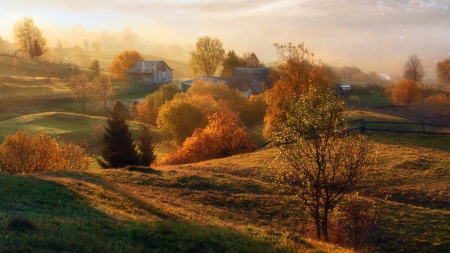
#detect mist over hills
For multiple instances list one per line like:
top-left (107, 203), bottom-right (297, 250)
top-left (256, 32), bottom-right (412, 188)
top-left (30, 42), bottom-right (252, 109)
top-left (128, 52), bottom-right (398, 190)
top-left (1, 0), bottom-right (449, 78)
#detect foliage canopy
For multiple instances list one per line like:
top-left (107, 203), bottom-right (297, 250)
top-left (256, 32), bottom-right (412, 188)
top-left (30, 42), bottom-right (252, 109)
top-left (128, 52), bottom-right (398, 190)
top-left (275, 87), bottom-right (375, 242)
top-left (391, 79), bottom-right (422, 104)
top-left (109, 50), bottom-right (144, 80)
top-left (189, 36), bottom-right (225, 76)
top-left (436, 58), bottom-right (450, 86)
top-left (13, 16), bottom-right (47, 59)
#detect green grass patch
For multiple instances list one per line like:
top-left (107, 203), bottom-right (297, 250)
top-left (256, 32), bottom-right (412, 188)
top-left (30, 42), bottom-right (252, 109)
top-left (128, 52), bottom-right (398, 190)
top-left (0, 173), bottom-right (296, 253)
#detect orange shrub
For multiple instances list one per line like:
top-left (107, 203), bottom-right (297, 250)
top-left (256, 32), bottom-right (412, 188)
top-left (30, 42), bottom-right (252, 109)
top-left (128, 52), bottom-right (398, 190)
top-left (0, 131), bottom-right (91, 174)
top-left (424, 93), bottom-right (450, 106)
top-left (160, 111), bottom-right (256, 165)
top-left (391, 79), bottom-right (422, 104)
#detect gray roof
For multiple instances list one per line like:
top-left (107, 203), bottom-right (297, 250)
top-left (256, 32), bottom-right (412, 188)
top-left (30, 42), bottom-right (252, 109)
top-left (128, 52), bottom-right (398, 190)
top-left (126, 61), bottom-right (173, 74)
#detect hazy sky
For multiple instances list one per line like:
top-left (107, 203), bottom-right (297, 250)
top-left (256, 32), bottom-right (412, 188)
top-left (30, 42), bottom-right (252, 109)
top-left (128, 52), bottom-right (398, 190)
top-left (1, 0), bottom-right (449, 76)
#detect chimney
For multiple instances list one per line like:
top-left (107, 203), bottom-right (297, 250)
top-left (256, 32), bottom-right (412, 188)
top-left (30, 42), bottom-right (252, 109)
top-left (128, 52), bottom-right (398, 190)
top-left (142, 61), bottom-right (145, 71)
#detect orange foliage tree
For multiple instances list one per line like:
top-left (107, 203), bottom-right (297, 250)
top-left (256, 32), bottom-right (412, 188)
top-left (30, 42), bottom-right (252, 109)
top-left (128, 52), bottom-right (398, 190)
top-left (160, 111), bottom-right (256, 165)
top-left (391, 79), bottom-right (422, 104)
top-left (109, 50), bottom-right (144, 80)
top-left (264, 43), bottom-right (337, 138)
top-left (0, 131), bottom-right (90, 174)
top-left (436, 58), bottom-right (450, 86)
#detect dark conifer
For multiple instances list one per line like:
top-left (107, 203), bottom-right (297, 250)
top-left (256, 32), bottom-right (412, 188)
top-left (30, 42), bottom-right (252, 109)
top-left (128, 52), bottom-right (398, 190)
top-left (137, 124), bottom-right (156, 166)
top-left (98, 108), bottom-right (139, 168)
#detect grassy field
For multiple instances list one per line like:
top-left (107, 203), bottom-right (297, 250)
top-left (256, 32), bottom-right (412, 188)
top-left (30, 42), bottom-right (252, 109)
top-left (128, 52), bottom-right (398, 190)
top-left (0, 129), bottom-right (448, 252)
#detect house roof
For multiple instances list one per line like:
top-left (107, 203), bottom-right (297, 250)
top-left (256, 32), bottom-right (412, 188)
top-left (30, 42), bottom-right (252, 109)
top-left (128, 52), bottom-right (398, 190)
top-left (181, 68), bottom-right (270, 97)
top-left (231, 68), bottom-right (270, 84)
top-left (126, 61), bottom-right (173, 74)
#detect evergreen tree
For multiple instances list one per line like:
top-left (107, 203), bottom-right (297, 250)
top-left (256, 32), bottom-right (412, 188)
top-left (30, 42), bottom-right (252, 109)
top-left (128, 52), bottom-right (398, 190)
top-left (98, 108), bottom-right (139, 168)
top-left (137, 124), bottom-right (156, 166)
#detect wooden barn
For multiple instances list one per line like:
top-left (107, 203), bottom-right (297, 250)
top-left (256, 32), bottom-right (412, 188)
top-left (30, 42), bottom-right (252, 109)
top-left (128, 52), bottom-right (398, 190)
top-left (126, 61), bottom-right (173, 84)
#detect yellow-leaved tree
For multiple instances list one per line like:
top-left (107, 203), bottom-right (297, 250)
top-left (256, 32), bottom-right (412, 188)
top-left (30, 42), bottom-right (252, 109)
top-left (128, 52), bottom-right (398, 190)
top-left (264, 43), bottom-right (337, 138)
top-left (109, 50), bottom-right (143, 80)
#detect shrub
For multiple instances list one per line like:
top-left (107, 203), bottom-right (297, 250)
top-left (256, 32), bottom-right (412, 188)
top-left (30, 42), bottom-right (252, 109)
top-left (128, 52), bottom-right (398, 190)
top-left (336, 194), bottom-right (376, 249)
top-left (0, 131), bottom-right (90, 174)
top-left (160, 111), bottom-right (256, 165)
top-left (424, 93), bottom-right (450, 106)
top-left (391, 79), bottom-right (422, 104)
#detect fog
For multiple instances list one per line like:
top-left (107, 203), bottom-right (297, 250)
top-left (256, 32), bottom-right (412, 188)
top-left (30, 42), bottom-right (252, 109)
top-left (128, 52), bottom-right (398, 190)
top-left (1, 0), bottom-right (449, 78)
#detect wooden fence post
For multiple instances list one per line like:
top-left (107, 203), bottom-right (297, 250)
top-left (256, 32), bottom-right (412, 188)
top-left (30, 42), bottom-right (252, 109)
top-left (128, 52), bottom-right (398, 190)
top-left (361, 118), bottom-right (365, 134)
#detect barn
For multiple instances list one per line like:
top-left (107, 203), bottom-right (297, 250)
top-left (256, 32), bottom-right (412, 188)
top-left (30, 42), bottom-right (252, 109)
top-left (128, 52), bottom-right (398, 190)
top-left (126, 61), bottom-right (173, 85)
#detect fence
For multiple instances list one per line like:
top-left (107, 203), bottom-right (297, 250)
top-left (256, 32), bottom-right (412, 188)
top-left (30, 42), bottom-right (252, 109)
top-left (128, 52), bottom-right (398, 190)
top-left (0, 50), bottom-right (75, 67)
top-left (348, 118), bottom-right (450, 134)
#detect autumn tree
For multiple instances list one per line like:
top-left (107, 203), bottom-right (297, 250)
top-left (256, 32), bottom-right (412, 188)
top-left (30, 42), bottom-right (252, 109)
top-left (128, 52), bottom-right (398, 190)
top-left (436, 58), bottom-right (450, 86)
top-left (92, 42), bottom-right (101, 52)
top-left (157, 99), bottom-right (207, 145)
top-left (13, 16), bottom-right (47, 59)
top-left (67, 74), bottom-right (93, 113)
top-left (137, 124), bottom-right (156, 166)
top-left (135, 83), bottom-right (181, 125)
top-left (220, 50), bottom-right (245, 77)
top-left (186, 79), bottom-right (248, 115)
top-left (160, 111), bottom-right (256, 165)
top-left (92, 74), bottom-right (115, 112)
top-left (109, 50), bottom-right (144, 80)
top-left (189, 36), bottom-right (225, 76)
top-left (0, 131), bottom-right (90, 174)
top-left (88, 59), bottom-right (101, 78)
top-left (242, 52), bottom-right (264, 68)
top-left (98, 108), bottom-right (139, 168)
top-left (264, 43), bottom-right (337, 137)
top-left (275, 86), bottom-right (375, 242)
top-left (403, 54), bottom-right (425, 83)
top-left (391, 79), bottom-right (422, 104)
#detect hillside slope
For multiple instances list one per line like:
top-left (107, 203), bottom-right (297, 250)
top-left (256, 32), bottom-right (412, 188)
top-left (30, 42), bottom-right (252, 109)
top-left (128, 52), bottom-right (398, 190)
top-left (1, 130), bottom-right (449, 252)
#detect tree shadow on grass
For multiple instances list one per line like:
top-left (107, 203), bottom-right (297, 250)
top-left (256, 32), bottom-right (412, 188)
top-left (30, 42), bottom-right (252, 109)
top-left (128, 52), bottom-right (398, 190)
top-left (0, 173), bottom-right (298, 252)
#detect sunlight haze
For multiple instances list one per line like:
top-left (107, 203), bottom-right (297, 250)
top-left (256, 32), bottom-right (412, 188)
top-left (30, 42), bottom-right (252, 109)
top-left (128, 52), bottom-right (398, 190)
top-left (1, 0), bottom-right (449, 77)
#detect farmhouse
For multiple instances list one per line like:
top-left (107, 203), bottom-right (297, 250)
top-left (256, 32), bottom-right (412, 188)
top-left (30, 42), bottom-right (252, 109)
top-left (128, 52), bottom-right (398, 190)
top-left (126, 61), bottom-right (173, 85)
top-left (181, 67), bottom-right (271, 97)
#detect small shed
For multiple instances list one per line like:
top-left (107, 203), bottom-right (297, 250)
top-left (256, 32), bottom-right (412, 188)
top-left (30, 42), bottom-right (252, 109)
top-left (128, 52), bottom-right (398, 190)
top-left (127, 61), bottom-right (173, 84)
top-left (335, 84), bottom-right (351, 96)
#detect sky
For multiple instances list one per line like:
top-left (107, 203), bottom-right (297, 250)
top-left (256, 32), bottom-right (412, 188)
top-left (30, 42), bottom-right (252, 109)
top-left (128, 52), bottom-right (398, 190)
top-left (1, 0), bottom-right (449, 77)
